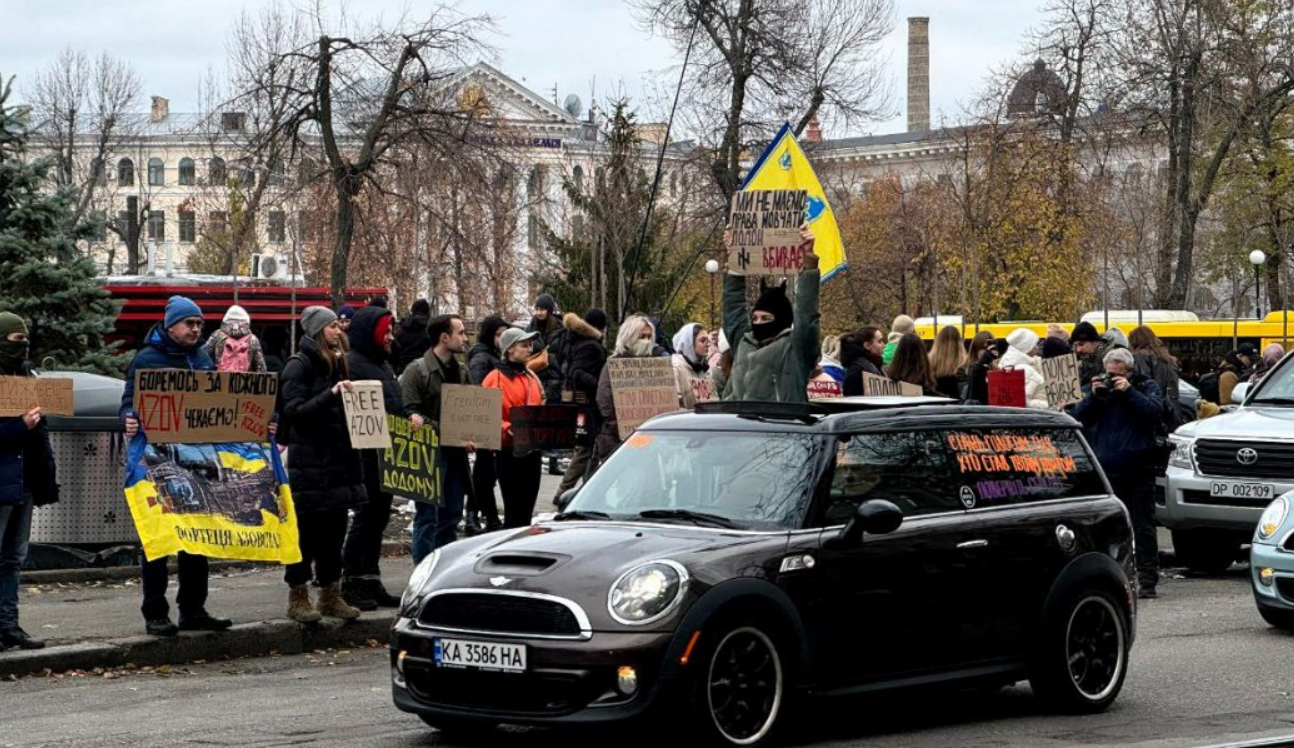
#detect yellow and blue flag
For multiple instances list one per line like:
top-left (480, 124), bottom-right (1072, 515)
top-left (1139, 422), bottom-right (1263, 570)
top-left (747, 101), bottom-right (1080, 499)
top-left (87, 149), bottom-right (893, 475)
top-left (741, 122), bottom-right (847, 282)
top-left (123, 434), bottom-right (301, 564)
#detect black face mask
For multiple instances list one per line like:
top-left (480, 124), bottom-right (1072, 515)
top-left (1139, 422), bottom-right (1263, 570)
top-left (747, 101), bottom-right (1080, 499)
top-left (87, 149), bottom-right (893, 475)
top-left (0, 339), bottom-right (29, 369)
top-left (752, 318), bottom-right (790, 343)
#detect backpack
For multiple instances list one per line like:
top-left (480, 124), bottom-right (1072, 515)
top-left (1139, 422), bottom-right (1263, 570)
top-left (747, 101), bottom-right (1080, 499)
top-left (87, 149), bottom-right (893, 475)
top-left (218, 334), bottom-right (252, 372)
top-left (1197, 370), bottom-right (1221, 404)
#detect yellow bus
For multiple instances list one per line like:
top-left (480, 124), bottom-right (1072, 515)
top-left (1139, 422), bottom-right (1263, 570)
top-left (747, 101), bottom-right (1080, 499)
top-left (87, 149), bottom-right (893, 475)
top-left (912, 311), bottom-right (1294, 381)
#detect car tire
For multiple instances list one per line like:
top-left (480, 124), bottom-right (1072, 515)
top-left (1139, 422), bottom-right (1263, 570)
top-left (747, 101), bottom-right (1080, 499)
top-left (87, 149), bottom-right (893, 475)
top-left (418, 715), bottom-right (497, 738)
top-left (1257, 605), bottom-right (1294, 631)
top-left (689, 623), bottom-right (787, 747)
top-left (1029, 585), bottom-right (1129, 714)
top-left (1172, 529), bottom-right (1240, 574)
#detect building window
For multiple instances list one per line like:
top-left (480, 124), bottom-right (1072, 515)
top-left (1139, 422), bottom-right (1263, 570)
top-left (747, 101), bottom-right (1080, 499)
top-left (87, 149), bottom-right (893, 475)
top-left (147, 210), bottom-right (165, 241)
top-left (209, 157), bottom-right (226, 187)
top-left (298, 158), bottom-right (317, 186)
top-left (267, 159), bottom-right (286, 186)
top-left (268, 211), bottom-right (286, 243)
top-left (179, 158), bottom-right (196, 186)
top-left (90, 158), bottom-right (106, 186)
top-left (208, 211), bottom-right (227, 237)
top-left (117, 158), bottom-right (134, 186)
top-left (117, 210), bottom-right (131, 237)
top-left (221, 112), bottom-right (246, 132)
top-left (147, 158), bottom-right (165, 186)
top-left (90, 212), bottom-right (108, 241)
top-left (179, 211), bottom-right (196, 243)
top-left (241, 162), bottom-right (256, 189)
top-left (572, 165), bottom-right (584, 193)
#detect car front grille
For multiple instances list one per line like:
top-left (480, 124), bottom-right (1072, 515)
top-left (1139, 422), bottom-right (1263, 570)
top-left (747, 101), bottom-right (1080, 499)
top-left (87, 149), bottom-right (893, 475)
top-left (418, 592), bottom-right (585, 638)
top-left (404, 660), bottom-right (601, 715)
top-left (1195, 439), bottom-right (1294, 480)
top-left (1275, 578), bottom-right (1294, 604)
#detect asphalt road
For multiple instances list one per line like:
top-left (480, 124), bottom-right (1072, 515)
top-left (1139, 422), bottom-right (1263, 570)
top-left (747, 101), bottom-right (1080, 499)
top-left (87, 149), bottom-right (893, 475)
top-left (4, 564), bottom-right (1294, 748)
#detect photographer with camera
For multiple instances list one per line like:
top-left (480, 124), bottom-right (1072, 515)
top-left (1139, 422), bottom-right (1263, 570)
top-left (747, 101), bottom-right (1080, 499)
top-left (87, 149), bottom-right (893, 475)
top-left (1072, 347), bottom-right (1164, 599)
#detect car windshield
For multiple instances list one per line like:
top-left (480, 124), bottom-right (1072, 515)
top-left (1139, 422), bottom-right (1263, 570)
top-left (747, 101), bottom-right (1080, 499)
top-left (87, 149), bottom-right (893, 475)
top-left (1249, 357), bottom-right (1294, 404)
top-left (566, 430), bottom-right (826, 531)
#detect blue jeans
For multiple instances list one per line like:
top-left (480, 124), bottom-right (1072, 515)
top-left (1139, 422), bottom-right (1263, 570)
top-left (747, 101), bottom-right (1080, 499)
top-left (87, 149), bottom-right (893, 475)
top-left (0, 496), bottom-right (33, 631)
top-left (411, 454), bottom-right (467, 565)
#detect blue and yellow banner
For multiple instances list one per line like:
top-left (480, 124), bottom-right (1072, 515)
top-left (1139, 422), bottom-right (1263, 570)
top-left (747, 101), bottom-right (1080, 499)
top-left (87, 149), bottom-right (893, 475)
top-left (741, 122), bottom-right (847, 281)
top-left (124, 435), bottom-right (301, 564)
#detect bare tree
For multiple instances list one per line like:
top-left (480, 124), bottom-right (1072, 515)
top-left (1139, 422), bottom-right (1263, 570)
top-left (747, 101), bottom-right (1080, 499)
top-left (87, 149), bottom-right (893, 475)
top-left (28, 47), bottom-right (141, 227)
top-left (246, 4), bottom-right (495, 302)
top-left (634, 0), bottom-right (894, 202)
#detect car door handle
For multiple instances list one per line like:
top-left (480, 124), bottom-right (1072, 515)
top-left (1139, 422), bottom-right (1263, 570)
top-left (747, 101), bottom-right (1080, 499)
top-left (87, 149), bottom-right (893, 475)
top-left (957, 540), bottom-right (990, 550)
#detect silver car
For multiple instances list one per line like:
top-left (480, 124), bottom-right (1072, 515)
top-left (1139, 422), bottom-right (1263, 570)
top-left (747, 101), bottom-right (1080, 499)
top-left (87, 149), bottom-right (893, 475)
top-left (1161, 353), bottom-right (1294, 573)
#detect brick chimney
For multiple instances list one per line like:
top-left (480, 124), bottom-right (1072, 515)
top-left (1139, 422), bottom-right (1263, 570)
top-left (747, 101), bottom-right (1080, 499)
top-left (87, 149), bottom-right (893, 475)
top-left (805, 114), bottom-right (823, 143)
top-left (150, 96), bottom-right (169, 123)
top-left (906, 18), bottom-right (930, 133)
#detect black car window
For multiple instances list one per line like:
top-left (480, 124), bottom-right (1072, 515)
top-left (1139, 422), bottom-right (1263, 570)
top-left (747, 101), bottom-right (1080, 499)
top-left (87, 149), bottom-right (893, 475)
top-left (570, 431), bottom-right (824, 531)
top-left (943, 428), bottom-right (1106, 509)
top-left (822, 431), bottom-right (959, 525)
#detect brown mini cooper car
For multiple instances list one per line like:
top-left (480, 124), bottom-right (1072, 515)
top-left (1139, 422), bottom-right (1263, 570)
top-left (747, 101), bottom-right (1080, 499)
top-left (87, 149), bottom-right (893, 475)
top-left (392, 399), bottom-right (1137, 746)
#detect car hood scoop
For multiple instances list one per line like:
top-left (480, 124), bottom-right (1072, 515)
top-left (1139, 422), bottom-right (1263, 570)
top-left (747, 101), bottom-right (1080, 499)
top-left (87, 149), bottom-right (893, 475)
top-left (473, 552), bottom-right (569, 577)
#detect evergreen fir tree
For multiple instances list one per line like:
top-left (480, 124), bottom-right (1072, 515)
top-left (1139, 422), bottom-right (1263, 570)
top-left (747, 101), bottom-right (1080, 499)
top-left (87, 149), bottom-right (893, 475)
top-left (0, 75), bottom-right (123, 375)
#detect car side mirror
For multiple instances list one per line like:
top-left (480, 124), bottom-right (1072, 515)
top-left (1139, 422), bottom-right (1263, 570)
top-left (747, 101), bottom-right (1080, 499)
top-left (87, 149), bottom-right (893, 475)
top-left (1232, 382), bottom-right (1251, 405)
top-left (833, 499), bottom-right (903, 548)
top-left (555, 488), bottom-right (578, 512)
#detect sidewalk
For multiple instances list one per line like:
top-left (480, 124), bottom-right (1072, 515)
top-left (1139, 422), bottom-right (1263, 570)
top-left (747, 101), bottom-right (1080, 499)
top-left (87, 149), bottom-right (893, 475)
top-left (1, 476), bottom-right (565, 679)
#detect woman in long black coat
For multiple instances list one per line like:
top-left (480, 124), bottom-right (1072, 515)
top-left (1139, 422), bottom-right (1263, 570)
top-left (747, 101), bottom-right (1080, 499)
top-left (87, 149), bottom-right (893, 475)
top-left (279, 306), bottom-right (366, 623)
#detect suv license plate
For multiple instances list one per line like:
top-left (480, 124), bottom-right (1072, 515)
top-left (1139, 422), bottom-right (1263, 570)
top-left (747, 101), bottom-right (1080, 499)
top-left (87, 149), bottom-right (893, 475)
top-left (1209, 482), bottom-right (1274, 500)
top-left (433, 638), bottom-right (527, 673)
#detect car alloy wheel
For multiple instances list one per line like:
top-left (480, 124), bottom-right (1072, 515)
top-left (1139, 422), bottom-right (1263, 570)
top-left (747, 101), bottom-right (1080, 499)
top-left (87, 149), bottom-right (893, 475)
top-left (1065, 594), bottom-right (1125, 702)
top-left (706, 626), bottom-right (784, 746)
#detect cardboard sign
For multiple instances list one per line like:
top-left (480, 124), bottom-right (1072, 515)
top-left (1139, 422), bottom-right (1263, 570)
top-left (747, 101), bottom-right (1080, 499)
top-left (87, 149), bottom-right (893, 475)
top-left (0, 376), bottom-right (74, 416)
top-left (381, 415), bottom-right (440, 504)
top-left (1040, 354), bottom-right (1083, 409)
top-left (860, 372), bottom-right (922, 397)
top-left (727, 189), bottom-right (810, 276)
top-left (440, 384), bottom-right (503, 451)
top-left (134, 370), bottom-right (278, 444)
top-left (807, 380), bottom-right (843, 400)
top-left (511, 405), bottom-right (579, 456)
top-left (341, 380), bottom-right (391, 449)
top-left (608, 357), bottom-right (679, 439)
top-left (988, 368), bottom-right (1027, 407)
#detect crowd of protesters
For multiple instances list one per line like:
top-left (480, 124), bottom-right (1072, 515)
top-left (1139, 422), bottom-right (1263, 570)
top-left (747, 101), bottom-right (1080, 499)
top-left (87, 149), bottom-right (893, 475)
top-left (0, 219), bottom-right (1284, 645)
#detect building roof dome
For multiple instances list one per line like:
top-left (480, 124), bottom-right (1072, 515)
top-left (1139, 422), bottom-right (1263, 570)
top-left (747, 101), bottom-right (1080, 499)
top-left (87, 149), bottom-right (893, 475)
top-left (1007, 59), bottom-right (1067, 118)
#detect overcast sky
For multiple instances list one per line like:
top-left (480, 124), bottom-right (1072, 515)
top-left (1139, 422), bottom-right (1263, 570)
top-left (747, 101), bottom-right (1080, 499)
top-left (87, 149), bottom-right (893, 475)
top-left (6, 0), bottom-right (1044, 138)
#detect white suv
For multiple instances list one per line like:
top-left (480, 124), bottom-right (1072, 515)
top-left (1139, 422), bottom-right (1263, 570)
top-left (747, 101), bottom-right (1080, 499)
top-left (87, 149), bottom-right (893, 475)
top-left (1161, 354), bottom-right (1294, 573)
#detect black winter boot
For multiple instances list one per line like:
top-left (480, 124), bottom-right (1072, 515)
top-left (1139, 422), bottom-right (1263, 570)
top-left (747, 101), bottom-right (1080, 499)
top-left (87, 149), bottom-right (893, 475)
top-left (341, 578), bottom-right (378, 612)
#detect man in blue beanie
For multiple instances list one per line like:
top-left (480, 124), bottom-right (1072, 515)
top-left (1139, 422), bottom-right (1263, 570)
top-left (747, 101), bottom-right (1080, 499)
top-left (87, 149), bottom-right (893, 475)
top-left (121, 296), bottom-right (232, 637)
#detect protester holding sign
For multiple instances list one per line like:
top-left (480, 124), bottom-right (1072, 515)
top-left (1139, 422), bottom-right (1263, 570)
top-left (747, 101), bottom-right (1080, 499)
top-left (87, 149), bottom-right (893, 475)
top-left (463, 315), bottom-right (508, 535)
top-left (0, 313), bottom-right (57, 652)
top-left (721, 226), bottom-right (820, 403)
top-left (670, 322), bottom-right (715, 409)
top-left (590, 315), bottom-right (657, 475)
top-left (278, 306), bottom-right (365, 623)
top-left (886, 333), bottom-right (938, 396)
top-left (481, 328), bottom-right (545, 528)
top-left (400, 314), bottom-right (474, 563)
top-left (121, 296), bottom-right (232, 638)
top-left (340, 305), bottom-right (412, 611)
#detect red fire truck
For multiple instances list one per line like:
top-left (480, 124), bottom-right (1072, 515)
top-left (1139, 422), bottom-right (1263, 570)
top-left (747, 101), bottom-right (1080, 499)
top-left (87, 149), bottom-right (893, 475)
top-left (103, 275), bottom-right (388, 365)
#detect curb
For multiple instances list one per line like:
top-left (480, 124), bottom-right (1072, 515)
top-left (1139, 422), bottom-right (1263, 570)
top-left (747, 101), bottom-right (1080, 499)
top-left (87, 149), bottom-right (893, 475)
top-left (0, 612), bottom-right (396, 679)
top-left (20, 539), bottom-right (411, 585)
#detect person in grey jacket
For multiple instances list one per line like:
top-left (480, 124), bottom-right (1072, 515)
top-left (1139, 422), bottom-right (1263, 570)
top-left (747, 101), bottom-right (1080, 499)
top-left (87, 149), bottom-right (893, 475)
top-left (722, 227), bottom-right (820, 403)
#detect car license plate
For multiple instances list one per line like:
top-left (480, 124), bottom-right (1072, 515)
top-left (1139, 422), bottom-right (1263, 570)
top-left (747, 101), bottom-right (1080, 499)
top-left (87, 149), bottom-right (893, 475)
top-left (1209, 482), bottom-right (1274, 500)
top-left (433, 638), bottom-right (527, 673)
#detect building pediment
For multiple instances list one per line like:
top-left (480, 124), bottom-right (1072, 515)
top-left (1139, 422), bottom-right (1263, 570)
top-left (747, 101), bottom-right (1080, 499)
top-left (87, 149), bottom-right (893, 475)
top-left (450, 62), bottom-right (580, 133)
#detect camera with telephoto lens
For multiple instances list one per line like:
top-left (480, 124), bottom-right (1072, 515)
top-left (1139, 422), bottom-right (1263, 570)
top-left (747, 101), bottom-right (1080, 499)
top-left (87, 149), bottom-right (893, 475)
top-left (1094, 372), bottom-right (1117, 398)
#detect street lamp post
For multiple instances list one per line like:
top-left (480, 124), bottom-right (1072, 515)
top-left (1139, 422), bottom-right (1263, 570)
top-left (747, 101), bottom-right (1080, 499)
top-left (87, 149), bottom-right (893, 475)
top-left (704, 259), bottom-right (720, 330)
top-left (1251, 249), bottom-right (1268, 319)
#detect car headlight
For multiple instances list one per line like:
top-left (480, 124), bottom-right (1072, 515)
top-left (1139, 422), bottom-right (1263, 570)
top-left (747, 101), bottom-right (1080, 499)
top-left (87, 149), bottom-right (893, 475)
top-left (400, 549), bottom-right (442, 614)
top-left (607, 560), bottom-right (688, 625)
top-left (1168, 435), bottom-right (1196, 470)
top-left (1258, 497), bottom-right (1289, 541)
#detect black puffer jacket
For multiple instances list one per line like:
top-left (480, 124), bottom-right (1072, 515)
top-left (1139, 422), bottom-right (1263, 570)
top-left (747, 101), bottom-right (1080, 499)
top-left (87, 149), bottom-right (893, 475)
top-left (346, 306), bottom-right (408, 417)
top-left (552, 313), bottom-right (606, 404)
top-left (0, 362), bottom-right (58, 507)
top-left (467, 315), bottom-right (508, 385)
top-left (280, 336), bottom-right (366, 513)
top-left (393, 313), bottom-right (431, 375)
